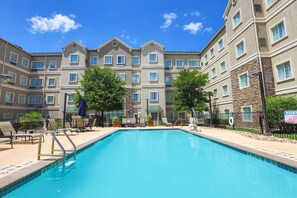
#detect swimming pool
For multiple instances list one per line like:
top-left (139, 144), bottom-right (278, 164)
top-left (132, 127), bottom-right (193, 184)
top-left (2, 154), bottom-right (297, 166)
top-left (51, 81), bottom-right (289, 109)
top-left (3, 129), bottom-right (297, 198)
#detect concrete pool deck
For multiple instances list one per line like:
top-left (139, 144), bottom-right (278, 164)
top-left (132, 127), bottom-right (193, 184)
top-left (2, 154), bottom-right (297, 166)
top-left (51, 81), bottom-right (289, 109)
top-left (1, 126), bottom-right (297, 190)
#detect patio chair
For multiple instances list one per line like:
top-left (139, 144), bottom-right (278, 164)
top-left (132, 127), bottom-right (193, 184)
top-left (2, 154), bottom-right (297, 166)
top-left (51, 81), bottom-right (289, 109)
top-left (129, 118), bottom-right (136, 127)
top-left (73, 117), bottom-right (85, 132)
top-left (0, 130), bottom-right (13, 148)
top-left (139, 118), bottom-right (145, 127)
top-left (121, 118), bottom-right (127, 127)
top-left (0, 121), bottom-right (43, 144)
top-left (162, 118), bottom-right (172, 126)
top-left (48, 119), bottom-right (79, 136)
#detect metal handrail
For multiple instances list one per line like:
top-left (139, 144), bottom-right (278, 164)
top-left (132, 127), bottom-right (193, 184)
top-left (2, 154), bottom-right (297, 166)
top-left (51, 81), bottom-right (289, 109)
top-left (172, 118), bottom-right (183, 129)
top-left (61, 128), bottom-right (77, 160)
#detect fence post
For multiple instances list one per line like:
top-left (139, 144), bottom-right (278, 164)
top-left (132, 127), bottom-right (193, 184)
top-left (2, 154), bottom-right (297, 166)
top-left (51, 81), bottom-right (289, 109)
top-left (232, 112), bottom-right (235, 130)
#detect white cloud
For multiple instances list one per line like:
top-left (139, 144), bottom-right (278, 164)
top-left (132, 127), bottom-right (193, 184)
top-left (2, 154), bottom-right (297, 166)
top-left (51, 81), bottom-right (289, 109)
top-left (203, 27), bottom-right (213, 33)
top-left (120, 34), bottom-right (125, 38)
top-left (131, 39), bottom-right (137, 45)
top-left (27, 13), bottom-right (82, 34)
top-left (184, 11), bottom-right (201, 17)
top-left (183, 22), bottom-right (203, 35)
top-left (160, 12), bottom-right (177, 29)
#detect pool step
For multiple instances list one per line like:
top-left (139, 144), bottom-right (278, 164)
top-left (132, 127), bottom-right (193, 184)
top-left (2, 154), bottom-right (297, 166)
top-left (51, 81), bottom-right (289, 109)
top-left (65, 160), bottom-right (75, 167)
top-left (39, 154), bottom-right (64, 157)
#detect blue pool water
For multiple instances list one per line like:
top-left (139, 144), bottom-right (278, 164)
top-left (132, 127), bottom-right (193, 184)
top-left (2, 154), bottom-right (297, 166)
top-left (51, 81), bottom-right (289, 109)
top-left (4, 130), bottom-right (297, 198)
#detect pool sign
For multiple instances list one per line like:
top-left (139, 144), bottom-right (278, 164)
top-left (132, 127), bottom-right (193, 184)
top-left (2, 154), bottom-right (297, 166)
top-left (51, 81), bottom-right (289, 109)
top-left (284, 110), bottom-right (297, 124)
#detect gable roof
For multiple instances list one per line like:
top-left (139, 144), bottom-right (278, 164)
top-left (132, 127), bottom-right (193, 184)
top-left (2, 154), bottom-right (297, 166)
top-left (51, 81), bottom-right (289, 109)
top-left (140, 40), bottom-right (165, 50)
top-left (62, 41), bottom-right (87, 51)
top-left (96, 37), bottom-right (133, 51)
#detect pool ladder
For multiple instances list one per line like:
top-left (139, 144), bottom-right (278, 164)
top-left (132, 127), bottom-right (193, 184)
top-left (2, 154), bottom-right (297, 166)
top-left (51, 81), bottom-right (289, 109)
top-left (37, 129), bottom-right (77, 168)
top-left (172, 118), bottom-right (183, 129)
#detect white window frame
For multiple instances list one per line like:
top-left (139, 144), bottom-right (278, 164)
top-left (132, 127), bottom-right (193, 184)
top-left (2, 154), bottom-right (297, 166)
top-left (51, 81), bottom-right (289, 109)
top-left (132, 56), bottom-right (140, 65)
top-left (241, 105), bottom-right (253, 122)
top-left (31, 61), bottom-right (45, 70)
top-left (188, 59), bottom-right (200, 67)
top-left (212, 68), bottom-right (217, 79)
top-left (10, 52), bottom-right (18, 63)
top-left (20, 75), bottom-right (27, 86)
top-left (46, 95), bottom-right (55, 104)
top-left (67, 94), bottom-right (74, 102)
top-left (132, 93), bottom-right (141, 102)
top-left (235, 39), bottom-right (246, 59)
top-left (275, 59), bottom-right (294, 82)
top-left (8, 71), bottom-right (16, 83)
top-left (117, 73), bottom-right (126, 81)
top-left (18, 94), bottom-right (26, 104)
top-left (5, 92), bottom-right (14, 103)
top-left (218, 39), bottom-right (224, 52)
top-left (165, 59), bottom-right (172, 67)
top-left (49, 60), bottom-right (57, 69)
top-left (69, 73), bottom-right (78, 83)
top-left (30, 78), bottom-right (43, 87)
top-left (148, 53), bottom-right (158, 63)
top-left (3, 113), bottom-right (12, 120)
top-left (104, 55), bottom-right (113, 64)
top-left (70, 54), bottom-right (79, 63)
top-left (90, 56), bottom-right (98, 65)
top-left (222, 85), bottom-right (229, 97)
top-left (204, 54), bottom-right (208, 62)
top-left (210, 48), bottom-right (215, 58)
top-left (149, 91), bottom-right (159, 101)
top-left (265, 0), bottom-right (278, 9)
top-left (132, 74), bottom-right (140, 83)
top-left (28, 95), bottom-right (42, 104)
top-left (232, 9), bottom-right (242, 29)
top-left (117, 55), bottom-right (126, 65)
top-left (220, 61), bottom-right (227, 73)
top-left (176, 59), bottom-right (184, 67)
top-left (22, 58), bottom-right (29, 68)
top-left (149, 72), bottom-right (158, 81)
top-left (238, 71), bottom-right (250, 89)
top-left (213, 89), bottom-right (218, 98)
top-left (270, 19), bottom-right (287, 45)
top-left (48, 78), bottom-right (56, 87)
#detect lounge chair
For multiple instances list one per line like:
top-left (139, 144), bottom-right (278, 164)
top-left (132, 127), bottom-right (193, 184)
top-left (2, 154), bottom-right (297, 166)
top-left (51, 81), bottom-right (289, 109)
top-left (0, 121), bottom-right (43, 144)
top-left (0, 131), bottom-right (13, 148)
top-left (48, 119), bottom-right (79, 135)
top-left (162, 118), bottom-right (172, 126)
top-left (130, 118), bottom-right (136, 127)
top-left (121, 118), bottom-right (127, 127)
top-left (139, 118), bottom-right (145, 127)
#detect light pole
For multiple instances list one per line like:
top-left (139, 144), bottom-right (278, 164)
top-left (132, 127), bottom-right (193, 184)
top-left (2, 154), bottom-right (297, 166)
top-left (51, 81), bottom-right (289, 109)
top-left (248, 72), bottom-right (270, 135)
top-left (146, 99), bottom-right (149, 116)
top-left (63, 93), bottom-right (70, 128)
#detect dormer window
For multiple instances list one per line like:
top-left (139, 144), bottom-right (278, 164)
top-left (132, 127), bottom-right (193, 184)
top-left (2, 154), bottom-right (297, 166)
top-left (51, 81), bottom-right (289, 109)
top-left (149, 53), bottom-right (157, 63)
top-left (117, 55), bottom-right (126, 65)
top-left (233, 10), bottom-right (242, 29)
top-left (70, 55), bottom-right (79, 63)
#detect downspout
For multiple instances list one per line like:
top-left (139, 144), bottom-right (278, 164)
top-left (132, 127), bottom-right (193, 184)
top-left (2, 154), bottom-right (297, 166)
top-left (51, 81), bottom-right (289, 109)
top-left (250, 0), bottom-right (267, 97)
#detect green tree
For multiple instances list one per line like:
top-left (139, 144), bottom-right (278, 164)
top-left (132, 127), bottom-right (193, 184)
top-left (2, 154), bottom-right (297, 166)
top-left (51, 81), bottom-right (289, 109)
top-left (172, 69), bottom-right (209, 116)
top-left (266, 95), bottom-right (297, 124)
top-left (74, 67), bottom-right (125, 127)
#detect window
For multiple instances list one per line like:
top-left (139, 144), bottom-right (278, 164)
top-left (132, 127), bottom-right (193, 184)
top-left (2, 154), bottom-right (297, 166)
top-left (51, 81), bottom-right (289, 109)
top-left (132, 56), bottom-right (140, 65)
top-left (236, 40), bottom-right (246, 58)
top-left (117, 73), bottom-right (126, 81)
top-left (8, 72), bottom-right (16, 83)
top-left (28, 96), bottom-right (42, 104)
top-left (104, 55), bottom-right (112, 64)
top-left (20, 75), bottom-right (27, 86)
top-left (10, 52), bottom-right (18, 63)
top-left (165, 59), bottom-right (172, 68)
top-left (5, 92), bottom-right (14, 103)
top-left (218, 39), bottom-right (224, 51)
top-left (69, 73), bottom-right (78, 82)
top-left (178, 111), bottom-right (186, 119)
top-left (204, 54), bottom-right (208, 62)
top-left (90, 57), bottom-right (98, 65)
top-left (148, 53), bottom-right (157, 63)
top-left (117, 55), bottom-right (126, 65)
top-left (239, 73), bottom-right (249, 89)
top-left (132, 93), bottom-right (140, 102)
top-left (233, 10), bottom-right (242, 28)
top-left (213, 89), bottom-right (218, 98)
top-left (17, 113), bottom-right (24, 119)
top-left (212, 68), bottom-right (217, 78)
top-left (132, 74), bottom-right (140, 83)
top-left (165, 77), bottom-right (173, 86)
top-left (149, 72), bottom-right (158, 81)
top-left (220, 62), bottom-right (226, 73)
top-left (242, 106), bottom-right (253, 122)
top-left (22, 58), bottom-right (29, 68)
top-left (176, 59), bottom-right (184, 67)
top-left (166, 93), bottom-right (173, 103)
top-left (188, 59), bottom-right (200, 67)
top-left (254, 4), bottom-right (262, 12)
top-left (48, 78), bottom-right (56, 86)
top-left (30, 78), bottom-right (43, 87)
top-left (271, 20), bottom-right (286, 43)
top-left (31, 61), bottom-right (45, 69)
top-left (276, 61), bottom-right (292, 81)
top-left (18, 95), bottom-right (26, 104)
top-left (222, 85), bottom-right (228, 96)
top-left (46, 96), bottom-right (55, 104)
top-left (267, 0), bottom-right (277, 7)
top-left (166, 111), bottom-right (174, 121)
top-left (3, 113), bottom-right (12, 121)
top-left (49, 61), bottom-right (57, 69)
top-left (210, 48), bottom-right (215, 58)
top-left (68, 95), bottom-right (74, 102)
top-left (149, 92), bottom-right (158, 101)
top-left (70, 55), bottom-right (79, 63)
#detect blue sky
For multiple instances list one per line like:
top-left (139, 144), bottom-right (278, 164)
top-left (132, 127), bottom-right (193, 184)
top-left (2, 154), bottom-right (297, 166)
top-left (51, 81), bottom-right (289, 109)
top-left (0, 0), bottom-right (228, 52)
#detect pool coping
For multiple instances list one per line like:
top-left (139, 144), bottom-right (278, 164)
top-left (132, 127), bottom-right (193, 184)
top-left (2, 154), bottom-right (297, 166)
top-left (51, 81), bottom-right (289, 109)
top-left (0, 130), bottom-right (117, 197)
top-left (1, 127), bottom-right (297, 196)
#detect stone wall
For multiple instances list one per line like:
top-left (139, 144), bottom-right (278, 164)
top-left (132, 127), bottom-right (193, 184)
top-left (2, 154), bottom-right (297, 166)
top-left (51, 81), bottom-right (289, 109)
top-left (125, 88), bottom-right (133, 118)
